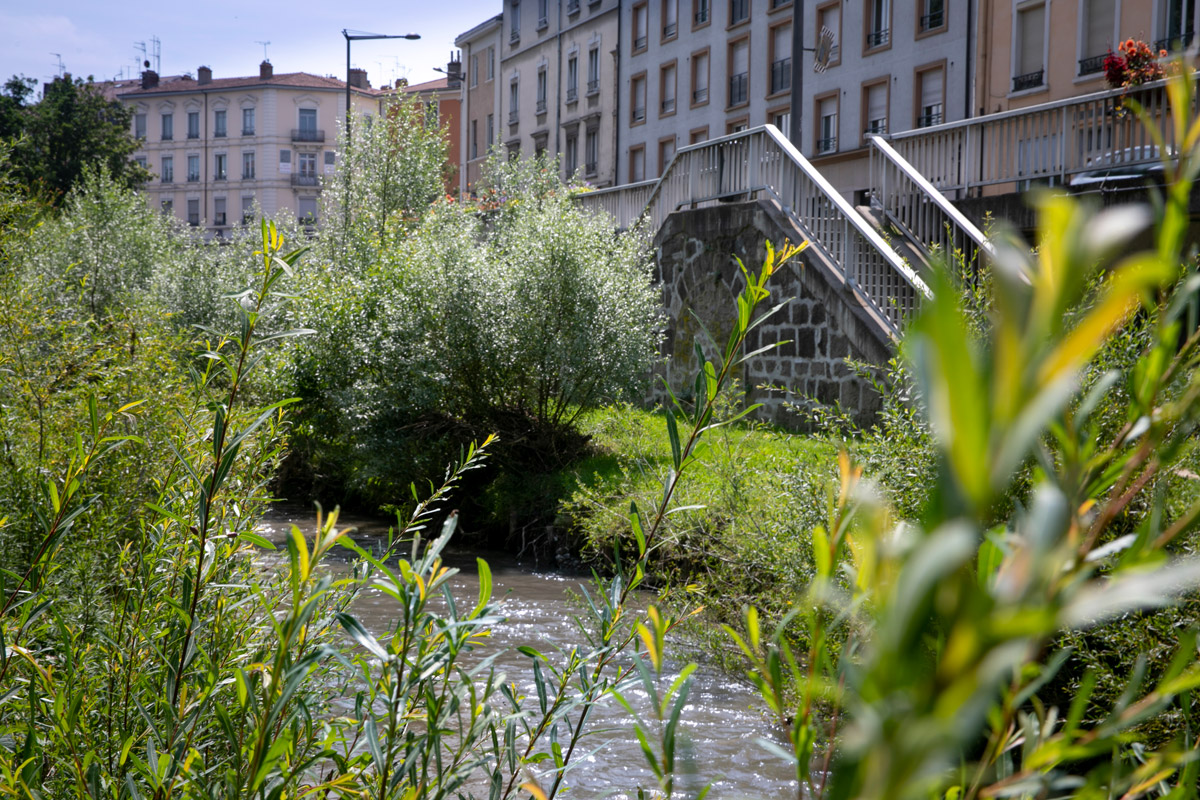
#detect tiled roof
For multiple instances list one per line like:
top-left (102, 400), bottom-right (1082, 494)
top-left (402, 77), bottom-right (451, 93)
top-left (118, 71), bottom-right (388, 98)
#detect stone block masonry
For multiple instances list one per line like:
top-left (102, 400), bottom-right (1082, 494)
top-left (652, 199), bottom-right (895, 430)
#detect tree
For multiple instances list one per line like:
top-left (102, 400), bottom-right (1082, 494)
top-left (0, 73), bottom-right (147, 204)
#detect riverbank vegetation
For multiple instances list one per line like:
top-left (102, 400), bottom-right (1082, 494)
top-left (2, 69), bottom-right (1200, 799)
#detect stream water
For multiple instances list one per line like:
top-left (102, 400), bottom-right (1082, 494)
top-left (260, 506), bottom-right (798, 800)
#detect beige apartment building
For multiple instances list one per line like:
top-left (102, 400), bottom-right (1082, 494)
top-left (458, 15), bottom-right (503, 193)
top-left (119, 61), bottom-right (388, 232)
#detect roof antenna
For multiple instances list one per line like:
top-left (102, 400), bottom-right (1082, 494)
top-left (50, 53), bottom-right (64, 77)
top-left (256, 40), bottom-right (271, 62)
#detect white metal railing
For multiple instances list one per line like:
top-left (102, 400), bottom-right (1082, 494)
top-left (888, 81), bottom-right (1181, 195)
top-left (575, 179), bottom-right (657, 230)
top-left (868, 134), bottom-right (995, 268)
top-left (579, 125), bottom-right (929, 334)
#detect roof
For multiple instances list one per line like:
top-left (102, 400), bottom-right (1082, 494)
top-left (455, 14), bottom-right (503, 47)
top-left (118, 71), bottom-right (388, 99)
top-left (402, 77), bottom-right (451, 94)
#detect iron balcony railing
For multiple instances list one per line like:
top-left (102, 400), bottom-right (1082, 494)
top-left (632, 106), bottom-right (646, 122)
top-left (694, 7), bottom-right (709, 23)
top-left (292, 129), bottom-right (325, 142)
top-left (1012, 70), bottom-right (1044, 92)
top-left (864, 120), bottom-right (887, 136)
top-left (662, 97), bottom-right (676, 114)
top-left (536, 99), bottom-right (547, 114)
top-left (919, 10), bottom-right (944, 31)
top-left (816, 136), bottom-right (837, 154)
top-left (508, 110), bottom-right (519, 125)
top-left (242, 128), bottom-right (255, 136)
top-left (510, 28), bottom-right (519, 44)
top-left (729, 72), bottom-right (748, 106)
top-left (1155, 30), bottom-right (1195, 52)
top-left (663, 22), bottom-right (677, 38)
top-left (536, 16), bottom-right (547, 29)
top-left (291, 174), bottom-right (320, 186)
top-left (1079, 55), bottom-right (1107, 75)
top-left (771, 58), bottom-right (791, 94)
top-left (187, 131), bottom-right (199, 139)
top-left (635, 35), bottom-right (648, 50)
top-left (917, 112), bottom-right (943, 128)
top-left (867, 28), bottom-right (889, 48)
top-left (214, 129), bottom-right (226, 138)
top-left (693, 87), bottom-right (709, 104)
top-left (567, 87), bottom-right (577, 102)
top-left (587, 78), bottom-right (600, 94)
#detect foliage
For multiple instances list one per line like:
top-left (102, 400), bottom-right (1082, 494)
top-left (0, 74), bottom-right (148, 205)
top-left (1105, 39), bottom-right (1169, 90)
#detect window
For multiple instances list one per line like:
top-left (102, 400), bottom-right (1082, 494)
top-left (1079, 0), bottom-right (1115, 74)
top-left (816, 93), bottom-right (838, 153)
top-left (487, 113), bottom-right (494, 146)
top-left (511, 0), bottom-right (521, 42)
top-left (629, 144), bottom-right (646, 182)
top-left (770, 24), bottom-right (792, 95)
top-left (279, 149), bottom-right (291, 174)
top-left (917, 66), bottom-right (944, 127)
top-left (866, 0), bottom-right (890, 49)
top-left (658, 136), bottom-right (675, 176)
top-left (585, 127), bottom-right (598, 175)
top-left (1158, 0), bottom-right (1197, 51)
top-left (242, 150), bottom-right (255, 179)
top-left (471, 119), bottom-right (479, 159)
top-left (299, 197), bottom-right (317, 225)
top-left (692, 49), bottom-right (710, 105)
top-left (298, 108), bottom-right (318, 140)
top-left (728, 39), bottom-right (749, 107)
top-left (187, 111), bottom-right (200, 139)
top-left (690, 126), bottom-right (709, 144)
top-left (298, 152), bottom-right (316, 178)
top-left (565, 132), bottom-right (578, 175)
top-left (187, 154), bottom-right (200, 182)
top-left (730, 0), bottom-right (749, 25)
top-left (536, 67), bottom-right (548, 114)
top-left (135, 156), bottom-right (147, 171)
top-left (487, 46), bottom-right (496, 80)
top-left (509, 80), bottom-right (520, 125)
top-left (694, 0), bottom-right (710, 26)
top-left (324, 151), bottom-right (336, 173)
top-left (919, 0), bottom-right (945, 33)
top-left (161, 156), bottom-right (173, 182)
top-left (631, 73), bottom-right (647, 123)
top-left (633, 3), bottom-right (649, 52)
top-left (471, 54), bottom-right (479, 87)
top-left (771, 109), bottom-right (791, 135)
top-left (242, 195), bottom-right (255, 224)
top-left (534, 134), bottom-right (548, 157)
top-left (214, 153), bottom-right (227, 180)
top-left (214, 109), bottom-right (227, 137)
top-left (134, 113), bottom-right (146, 139)
top-left (587, 48), bottom-right (600, 94)
top-left (242, 107), bottom-right (255, 135)
top-left (187, 198), bottom-right (200, 226)
top-left (817, 2), bottom-right (842, 65)
top-left (537, 0), bottom-right (548, 28)
top-left (663, 0), bottom-right (678, 39)
top-left (1014, 2), bottom-right (1046, 92)
top-left (161, 199), bottom-right (172, 215)
top-left (214, 197), bottom-right (226, 226)
top-left (161, 113), bottom-right (173, 140)
top-left (727, 117), bottom-right (749, 134)
top-left (863, 80), bottom-right (888, 138)
top-left (660, 62), bottom-right (677, 115)
top-left (567, 55), bottom-right (579, 102)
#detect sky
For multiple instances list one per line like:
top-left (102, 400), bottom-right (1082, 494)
top-left (0, 1), bottom-right (502, 93)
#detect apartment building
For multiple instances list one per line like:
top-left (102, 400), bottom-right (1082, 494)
top-left (619, 0), bottom-right (799, 183)
top-left (977, 0), bottom-right (1190, 114)
top-left (794, 0), bottom-right (971, 199)
top-left (402, 74), bottom-right (464, 195)
top-left (119, 61), bottom-right (388, 232)
top-left (458, 15), bottom-right (503, 193)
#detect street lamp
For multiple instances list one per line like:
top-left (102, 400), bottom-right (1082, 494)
top-left (342, 29), bottom-right (420, 145)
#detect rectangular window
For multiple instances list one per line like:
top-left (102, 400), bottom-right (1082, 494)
top-left (694, 0), bottom-right (710, 26)
top-left (214, 109), bottom-right (227, 137)
top-left (161, 155), bottom-right (173, 182)
top-left (663, 0), bottom-right (678, 39)
top-left (488, 46), bottom-right (496, 80)
top-left (919, 0), bottom-right (945, 33)
top-left (1080, 0), bottom-right (1115, 74)
top-left (161, 113), bottom-right (173, 140)
top-left (690, 127), bottom-right (709, 144)
top-left (298, 108), bottom-right (318, 136)
top-left (633, 3), bottom-right (648, 51)
top-left (658, 137), bottom-right (675, 177)
top-left (587, 48), bottom-right (600, 94)
top-left (585, 128), bottom-right (599, 175)
top-left (772, 109), bottom-right (791, 135)
top-left (134, 113), bottom-right (146, 139)
top-left (299, 197), bottom-right (317, 225)
top-left (692, 50), bottom-right (709, 105)
top-left (471, 119), bottom-right (479, 159)
top-left (816, 94), bottom-right (838, 153)
top-left (866, 0), bottom-right (890, 49)
top-left (487, 113), bottom-right (494, 146)
top-left (1014, 3), bottom-right (1046, 91)
top-left (242, 150), bottom-right (255, 179)
top-left (567, 55), bottom-right (578, 102)
top-left (242, 107), bottom-right (255, 135)
top-left (917, 67), bottom-right (944, 127)
top-left (279, 149), bottom-right (291, 174)
top-left (187, 154), bottom-right (200, 181)
top-left (509, 81), bottom-right (520, 125)
top-left (187, 198), bottom-right (200, 226)
top-left (728, 39), bottom-right (749, 107)
top-left (565, 132), bottom-right (578, 175)
top-left (324, 151), bottom-right (336, 173)
top-left (511, 0), bottom-right (521, 41)
top-left (537, 0), bottom-right (548, 27)
top-left (536, 68), bottom-right (547, 114)
top-left (214, 153), bottom-right (226, 180)
top-left (242, 195), bottom-right (255, 224)
top-left (629, 145), bottom-right (646, 182)
top-left (471, 54), bottom-right (479, 87)
top-left (214, 197), bottom-right (226, 226)
top-left (770, 24), bottom-right (792, 94)
top-left (660, 62), bottom-right (677, 115)
top-left (818, 2), bottom-right (842, 65)
top-left (631, 73), bottom-right (647, 123)
top-left (730, 0), bottom-right (749, 25)
top-left (135, 156), bottom-right (147, 171)
top-left (161, 199), bottom-right (172, 215)
top-left (298, 152), bottom-right (316, 178)
top-left (1159, 0), bottom-right (1197, 50)
top-left (187, 111), bottom-right (200, 139)
top-left (864, 81), bottom-right (888, 136)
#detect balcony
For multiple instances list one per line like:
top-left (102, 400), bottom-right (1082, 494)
top-left (1154, 29), bottom-right (1195, 52)
top-left (536, 99), bottom-right (547, 114)
top-left (291, 128), bottom-right (325, 142)
top-left (663, 22), bottom-right (677, 38)
top-left (919, 10), bottom-right (944, 31)
top-left (692, 87), bottom-right (708, 104)
top-left (917, 112), bottom-right (943, 128)
top-left (566, 87), bottom-right (578, 103)
top-left (770, 58), bottom-right (791, 94)
top-left (162, 133), bottom-right (173, 141)
top-left (864, 120), bottom-right (887, 136)
top-left (508, 110), bottom-right (520, 126)
top-left (587, 78), bottom-right (600, 95)
top-left (291, 174), bottom-right (320, 186)
top-left (867, 28), bottom-right (890, 48)
top-left (187, 132), bottom-right (199, 139)
top-left (728, 72), bottom-right (748, 107)
top-left (1079, 55), bottom-right (1107, 76)
top-left (661, 97), bottom-right (675, 114)
top-left (816, 136), bottom-right (837, 154)
top-left (187, 174), bottom-right (200, 183)
top-left (1012, 70), bottom-right (1044, 92)
top-left (242, 128), bottom-right (255, 136)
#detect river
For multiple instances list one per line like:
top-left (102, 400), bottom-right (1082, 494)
top-left (260, 506), bottom-right (799, 800)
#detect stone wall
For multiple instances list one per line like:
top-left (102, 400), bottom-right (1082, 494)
top-left (653, 199), bottom-right (895, 429)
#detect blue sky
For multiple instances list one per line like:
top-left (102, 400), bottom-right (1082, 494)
top-left (1, 2), bottom-right (501, 93)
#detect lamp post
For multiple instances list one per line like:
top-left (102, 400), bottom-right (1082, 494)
top-left (342, 29), bottom-right (420, 146)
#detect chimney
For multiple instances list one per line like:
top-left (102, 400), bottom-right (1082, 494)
top-left (348, 68), bottom-right (370, 89)
top-left (141, 69), bottom-right (159, 89)
top-left (446, 50), bottom-right (462, 89)
top-left (260, 60), bottom-right (273, 79)
top-left (197, 65), bottom-right (212, 84)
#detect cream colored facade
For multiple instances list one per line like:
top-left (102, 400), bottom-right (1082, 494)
top-left (458, 15), bottom-right (503, 193)
top-left (119, 62), bottom-right (387, 232)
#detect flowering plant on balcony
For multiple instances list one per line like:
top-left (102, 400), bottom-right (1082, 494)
top-left (1104, 38), bottom-right (1168, 90)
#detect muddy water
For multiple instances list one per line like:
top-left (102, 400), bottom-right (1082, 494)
top-left (260, 507), bottom-right (799, 799)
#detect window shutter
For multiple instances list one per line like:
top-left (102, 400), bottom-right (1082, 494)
top-left (920, 70), bottom-right (942, 111)
top-left (774, 25), bottom-right (792, 59)
top-left (733, 41), bottom-right (749, 73)
top-left (867, 84), bottom-right (887, 126)
top-left (1084, 0), bottom-right (1116, 58)
top-left (1017, 5), bottom-right (1046, 75)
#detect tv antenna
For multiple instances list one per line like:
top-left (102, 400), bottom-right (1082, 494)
top-left (133, 40), bottom-right (147, 75)
top-left (50, 53), bottom-right (64, 77)
top-left (256, 40), bottom-right (271, 62)
top-left (150, 35), bottom-right (161, 73)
